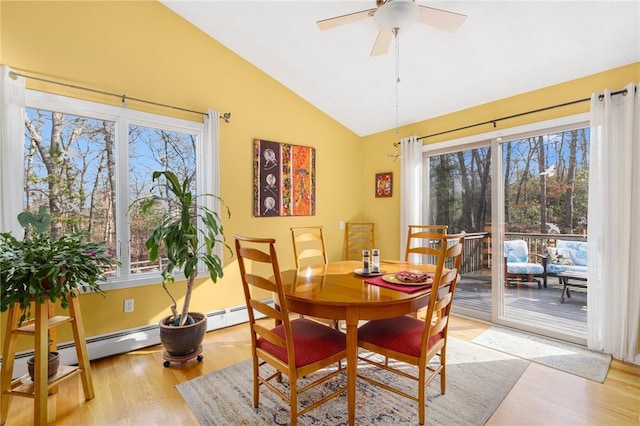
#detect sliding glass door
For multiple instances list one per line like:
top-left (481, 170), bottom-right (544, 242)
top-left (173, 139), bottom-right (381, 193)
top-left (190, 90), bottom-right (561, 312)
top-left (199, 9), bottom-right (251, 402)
top-left (498, 126), bottom-right (590, 339)
top-left (424, 116), bottom-right (590, 341)
top-left (425, 143), bottom-right (493, 321)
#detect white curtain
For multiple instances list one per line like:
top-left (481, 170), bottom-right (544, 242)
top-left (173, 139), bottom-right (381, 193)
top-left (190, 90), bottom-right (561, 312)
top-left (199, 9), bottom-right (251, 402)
top-left (399, 135), bottom-right (423, 258)
top-left (203, 109), bottom-right (220, 198)
top-left (203, 109), bottom-right (223, 261)
top-left (587, 82), bottom-right (640, 362)
top-left (0, 65), bottom-right (26, 236)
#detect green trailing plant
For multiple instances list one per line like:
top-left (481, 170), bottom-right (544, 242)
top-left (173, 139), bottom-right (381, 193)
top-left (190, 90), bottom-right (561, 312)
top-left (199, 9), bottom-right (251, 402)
top-left (129, 170), bottom-right (231, 327)
top-left (0, 206), bottom-right (120, 325)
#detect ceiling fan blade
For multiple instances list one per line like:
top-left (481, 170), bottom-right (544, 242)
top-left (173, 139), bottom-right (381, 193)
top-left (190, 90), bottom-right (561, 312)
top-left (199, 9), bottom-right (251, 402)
top-left (370, 30), bottom-right (393, 56)
top-left (417, 5), bottom-right (467, 32)
top-left (317, 8), bottom-right (376, 31)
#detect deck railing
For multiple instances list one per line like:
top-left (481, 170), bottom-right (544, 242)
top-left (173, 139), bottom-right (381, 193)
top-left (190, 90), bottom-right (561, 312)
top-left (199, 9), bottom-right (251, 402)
top-left (460, 232), bottom-right (486, 274)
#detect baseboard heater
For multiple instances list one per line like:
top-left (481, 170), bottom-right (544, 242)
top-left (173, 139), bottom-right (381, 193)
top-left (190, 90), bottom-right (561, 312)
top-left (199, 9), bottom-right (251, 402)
top-left (4, 302), bottom-right (270, 380)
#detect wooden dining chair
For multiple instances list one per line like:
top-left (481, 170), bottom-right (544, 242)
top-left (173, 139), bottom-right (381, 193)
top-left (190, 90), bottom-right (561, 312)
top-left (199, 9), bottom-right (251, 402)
top-left (404, 224), bottom-right (448, 264)
top-left (234, 234), bottom-right (347, 425)
top-left (344, 222), bottom-right (375, 260)
top-left (290, 226), bottom-right (328, 268)
top-left (290, 226), bottom-right (340, 329)
top-left (357, 231), bottom-right (465, 426)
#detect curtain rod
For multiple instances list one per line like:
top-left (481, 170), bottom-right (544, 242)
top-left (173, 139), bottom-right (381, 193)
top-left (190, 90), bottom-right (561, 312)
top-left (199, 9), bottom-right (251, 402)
top-left (8, 70), bottom-right (231, 123)
top-left (393, 88), bottom-right (629, 146)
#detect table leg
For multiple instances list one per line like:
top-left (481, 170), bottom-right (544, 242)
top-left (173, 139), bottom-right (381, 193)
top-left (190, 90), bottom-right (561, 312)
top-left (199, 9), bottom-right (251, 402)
top-left (560, 277), bottom-right (568, 303)
top-left (34, 301), bottom-right (49, 426)
top-left (345, 310), bottom-right (359, 426)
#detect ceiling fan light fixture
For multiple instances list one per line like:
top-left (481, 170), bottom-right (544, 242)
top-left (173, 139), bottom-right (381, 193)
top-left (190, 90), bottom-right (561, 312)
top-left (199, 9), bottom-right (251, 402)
top-left (374, 0), bottom-right (420, 31)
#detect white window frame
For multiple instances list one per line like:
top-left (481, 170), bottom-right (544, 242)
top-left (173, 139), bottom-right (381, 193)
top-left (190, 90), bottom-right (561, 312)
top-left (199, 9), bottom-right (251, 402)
top-left (9, 90), bottom-right (219, 290)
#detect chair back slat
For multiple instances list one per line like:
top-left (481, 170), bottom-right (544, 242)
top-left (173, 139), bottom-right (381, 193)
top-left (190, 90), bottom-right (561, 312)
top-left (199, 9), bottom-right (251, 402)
top-left (246, 274), bottom-right (277, 293)
top-left (237, 246), bottom-right (273, 263)
top-left (253, 324), bottom-right (286, 348)
top-left (249, 299), bottom-right (283, 321)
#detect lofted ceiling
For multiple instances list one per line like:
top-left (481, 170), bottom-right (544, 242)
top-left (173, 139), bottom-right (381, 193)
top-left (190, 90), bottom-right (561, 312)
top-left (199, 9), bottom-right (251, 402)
top-left (161, 1), bottom-right (640, 136)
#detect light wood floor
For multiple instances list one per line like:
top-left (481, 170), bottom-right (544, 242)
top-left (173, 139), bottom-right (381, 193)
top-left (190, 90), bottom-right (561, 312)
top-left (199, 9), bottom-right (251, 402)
top-left (3, 316), bottom-right (639, 425)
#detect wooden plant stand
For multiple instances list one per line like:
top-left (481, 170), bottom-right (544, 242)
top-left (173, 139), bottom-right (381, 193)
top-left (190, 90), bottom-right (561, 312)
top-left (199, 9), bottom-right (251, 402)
top-left (0, 295), bottom-right (94, 425)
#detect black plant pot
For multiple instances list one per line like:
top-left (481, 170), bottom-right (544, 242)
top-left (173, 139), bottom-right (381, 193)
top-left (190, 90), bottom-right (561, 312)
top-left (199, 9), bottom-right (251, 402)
top-left (159, 312), bottom-right (206, 357)
top-left (27, 351), bottom-right (60, 381)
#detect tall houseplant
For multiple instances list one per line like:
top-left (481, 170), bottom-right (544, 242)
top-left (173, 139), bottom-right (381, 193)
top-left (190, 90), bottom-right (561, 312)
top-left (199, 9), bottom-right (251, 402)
top-left (0, 206), bottom-right (119, 325)
top-left (130, 171), bottom-right (230, 358)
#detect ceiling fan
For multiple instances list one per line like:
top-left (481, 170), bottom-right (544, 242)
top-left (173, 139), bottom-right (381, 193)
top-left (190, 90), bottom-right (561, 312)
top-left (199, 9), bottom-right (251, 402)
top-left (317, 0), bottom-right (466, 56)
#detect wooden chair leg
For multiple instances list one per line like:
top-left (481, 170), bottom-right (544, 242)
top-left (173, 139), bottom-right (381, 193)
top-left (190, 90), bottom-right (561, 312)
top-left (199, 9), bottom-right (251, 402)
top-left (1, 306), bottom-right (21, 425)
top-left (290, 379), bottom-right (298, 426)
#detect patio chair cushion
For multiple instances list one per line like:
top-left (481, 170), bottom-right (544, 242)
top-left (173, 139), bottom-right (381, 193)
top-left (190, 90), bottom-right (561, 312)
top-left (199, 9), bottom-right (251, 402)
top-left (505, 239), bottom-right (529, 263)
top-left (547, 263), bottom-right (588, 274)
top-left (557, 240), bottom-right (588, 267)
top-left (506, 262), bottom-right (545, 275)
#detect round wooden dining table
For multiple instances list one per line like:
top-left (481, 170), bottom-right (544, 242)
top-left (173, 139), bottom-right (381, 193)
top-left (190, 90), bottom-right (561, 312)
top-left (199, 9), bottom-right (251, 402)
top-left (280, 260), bottom-right (437, 426)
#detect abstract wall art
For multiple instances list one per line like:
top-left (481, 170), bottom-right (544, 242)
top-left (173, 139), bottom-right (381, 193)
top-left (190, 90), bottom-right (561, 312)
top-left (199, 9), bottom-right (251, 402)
top-left (375, 172), bottom-right (393, 198)
top-left (253, 139), bottom-right (316, 217)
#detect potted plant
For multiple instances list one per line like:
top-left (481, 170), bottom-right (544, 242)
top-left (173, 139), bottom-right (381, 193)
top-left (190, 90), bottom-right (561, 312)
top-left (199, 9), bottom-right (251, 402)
top-left (26, 335), bottom-right (60, 380)
top-left (0, 206), bottom-right (120, 325)
top-left (129, 171), bottom-right (230, 363)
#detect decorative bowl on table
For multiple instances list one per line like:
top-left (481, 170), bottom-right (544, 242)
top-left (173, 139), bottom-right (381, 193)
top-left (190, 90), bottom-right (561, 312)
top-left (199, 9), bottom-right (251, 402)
top-left (381, 271), bottom-right (433, 286)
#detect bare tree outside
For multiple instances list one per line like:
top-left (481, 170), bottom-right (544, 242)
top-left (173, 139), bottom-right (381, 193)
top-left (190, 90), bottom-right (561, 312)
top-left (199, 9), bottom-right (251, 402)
top-left (429, 147), bottom-right (491, 233)
top-left (504, 128), bottom-right (589, 234)
top-left (428, 127), bottom-right (589, 236)
top-left (24, 108), bottom-right (198, 278)
top-left (128, 125), bottom-right (197, 274)
top-left (24, 109), bottom-right (116, 247)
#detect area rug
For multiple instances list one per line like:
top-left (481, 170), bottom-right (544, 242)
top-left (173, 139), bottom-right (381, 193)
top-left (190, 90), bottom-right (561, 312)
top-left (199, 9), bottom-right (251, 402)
top-left (471, 326), bottom-right (611, 383)
top-left (176, 337), bottom-right (528, 425)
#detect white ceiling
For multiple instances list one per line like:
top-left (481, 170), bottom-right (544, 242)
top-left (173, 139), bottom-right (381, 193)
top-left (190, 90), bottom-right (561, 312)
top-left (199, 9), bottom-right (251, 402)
top-left (162, 0), bottom-right (640, 136)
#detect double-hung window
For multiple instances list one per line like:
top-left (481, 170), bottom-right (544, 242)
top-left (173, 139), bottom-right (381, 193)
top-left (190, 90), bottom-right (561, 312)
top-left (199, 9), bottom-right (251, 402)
top-left (8, 90), bottom-right (219, 289)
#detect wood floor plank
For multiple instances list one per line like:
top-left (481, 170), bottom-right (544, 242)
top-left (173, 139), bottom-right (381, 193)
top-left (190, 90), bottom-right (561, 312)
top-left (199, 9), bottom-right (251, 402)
top-left (3, 316), bottom-right (639, 425)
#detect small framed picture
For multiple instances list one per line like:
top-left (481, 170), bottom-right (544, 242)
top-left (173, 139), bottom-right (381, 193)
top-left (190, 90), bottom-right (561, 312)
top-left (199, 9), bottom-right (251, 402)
top-left (375, 172), bottom-right (393, 198)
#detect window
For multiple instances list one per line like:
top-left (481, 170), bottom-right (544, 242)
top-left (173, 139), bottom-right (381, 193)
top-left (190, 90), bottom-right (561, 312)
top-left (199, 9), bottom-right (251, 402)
top-left (502, 128), bottom-right (589, 235)
top-left (427, 145), bottom-right (492, 234)
top-left (13, 90), bottom-right (217, 289)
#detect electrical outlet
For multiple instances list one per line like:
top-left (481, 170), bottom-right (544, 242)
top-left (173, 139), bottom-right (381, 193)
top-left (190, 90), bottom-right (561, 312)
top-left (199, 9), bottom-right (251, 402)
top-left (124, 299), bottom-right (134, 313)
top-left (339, 221), bottom-right (345, 230)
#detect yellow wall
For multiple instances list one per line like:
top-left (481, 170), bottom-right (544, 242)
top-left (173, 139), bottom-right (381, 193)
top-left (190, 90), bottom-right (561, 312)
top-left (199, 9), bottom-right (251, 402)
top-left (0, 1), bottom-right (362, 347)
top-left (1, 1), bottom-right (638, 354)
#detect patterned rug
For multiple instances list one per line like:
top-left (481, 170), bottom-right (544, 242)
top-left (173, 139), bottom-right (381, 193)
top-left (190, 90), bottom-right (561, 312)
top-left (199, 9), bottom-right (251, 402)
top-left (471, 326), bottom-right (611, 382)
top-left (176, 337), bottom-right (528, 425)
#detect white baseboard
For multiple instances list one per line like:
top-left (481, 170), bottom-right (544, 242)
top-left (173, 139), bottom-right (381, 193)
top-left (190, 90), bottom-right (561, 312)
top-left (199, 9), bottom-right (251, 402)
top-left (4, 303), bottom-right (259, 380)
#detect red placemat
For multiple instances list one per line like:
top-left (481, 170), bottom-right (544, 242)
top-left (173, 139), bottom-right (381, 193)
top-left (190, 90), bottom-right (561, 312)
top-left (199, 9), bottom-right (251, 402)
top-left (364, 275), bottom-right (433, 294)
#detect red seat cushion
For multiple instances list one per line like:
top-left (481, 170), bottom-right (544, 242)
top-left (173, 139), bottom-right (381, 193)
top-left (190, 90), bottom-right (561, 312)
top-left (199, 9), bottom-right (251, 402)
top-left (257, 318), bottom-right (346, 368)
top-left (358, 316), bottom-right (442, 358)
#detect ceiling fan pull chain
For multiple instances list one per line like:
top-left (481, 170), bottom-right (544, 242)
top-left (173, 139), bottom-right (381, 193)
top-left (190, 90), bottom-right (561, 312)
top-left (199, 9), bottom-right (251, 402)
top-left (394, 27), bottom-right (400, 136)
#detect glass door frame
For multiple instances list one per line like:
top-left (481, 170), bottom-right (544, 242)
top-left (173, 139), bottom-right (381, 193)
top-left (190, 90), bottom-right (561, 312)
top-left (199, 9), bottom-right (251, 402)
top-left (422, 112), bottom-right (589, 344)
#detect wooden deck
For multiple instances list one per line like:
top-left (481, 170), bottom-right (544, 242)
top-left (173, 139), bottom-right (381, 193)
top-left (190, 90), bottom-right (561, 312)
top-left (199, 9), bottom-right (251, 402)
top-left (453, 270), bottom-right (587, 337)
